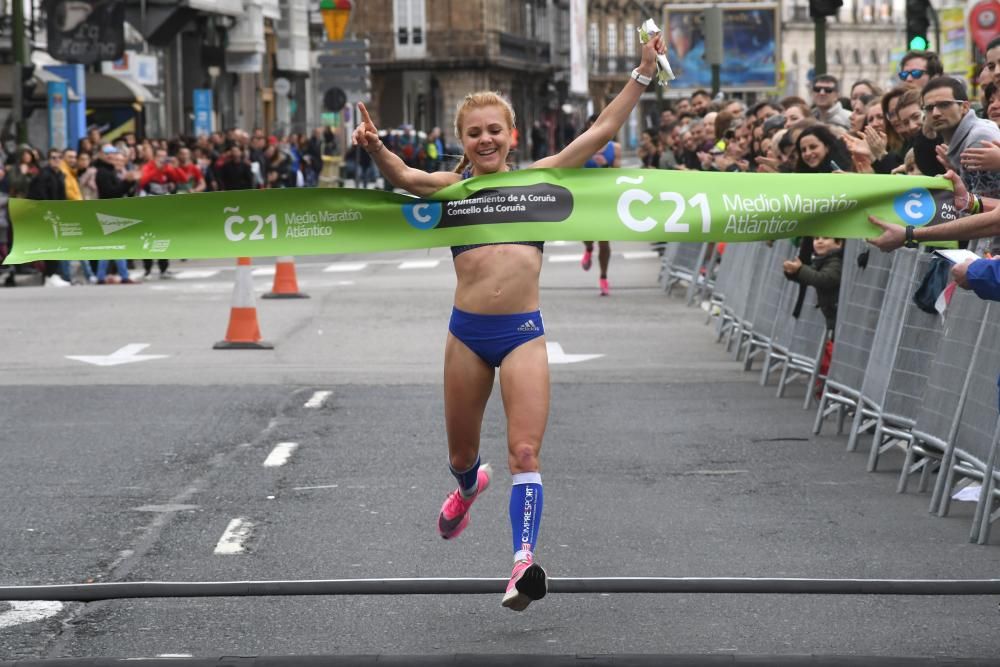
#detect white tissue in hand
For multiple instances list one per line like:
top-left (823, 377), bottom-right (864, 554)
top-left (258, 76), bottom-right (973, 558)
top-left (637, 19), bottom-right (675, 83)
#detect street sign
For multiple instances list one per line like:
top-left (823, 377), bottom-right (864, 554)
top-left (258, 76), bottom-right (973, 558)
top-left (47, 0), bottom-right (125, 65)
top-left (323, 87), bottom-right (348, 112)
top-left (274, 77), bottom-right (291, 96)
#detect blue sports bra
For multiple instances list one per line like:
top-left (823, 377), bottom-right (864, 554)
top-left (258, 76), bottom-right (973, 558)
top-left (451, 166), bottom-right (544, 258)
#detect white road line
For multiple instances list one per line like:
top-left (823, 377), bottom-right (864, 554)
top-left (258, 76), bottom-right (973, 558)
top-left (0, 601), bottom-right (63, 629)
top-left (214, 518), bottom-right (253, 554)
top-left (304, 390), bottom-right (332, 408)
top-left (547, 254), bottom-right (581, 263)
top-left (263, 442), bottom-right (299, 467)
top-left (622, 250), bottom-right (660, 260)
top-left (174, 270), bottom-right (221, 280)
top-left (293, 484), bottom-right (339, 491)
top-left (323, 262), bottom-right (368, 272)
top-left (251, 267), bottom-right (276, 277)
top-left (399, 259), bottom-right (440, 269)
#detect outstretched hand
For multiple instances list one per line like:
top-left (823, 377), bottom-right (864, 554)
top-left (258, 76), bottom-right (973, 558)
top-left (352, 103), bottom-right (382, 154)
top-left (867, 215), bottom-right (905, 252)
top-left (942, 169), bottom-right (970, 212)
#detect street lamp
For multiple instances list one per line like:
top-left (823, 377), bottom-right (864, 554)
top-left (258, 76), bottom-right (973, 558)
top-left (320, 0), bottom-right (352, 42)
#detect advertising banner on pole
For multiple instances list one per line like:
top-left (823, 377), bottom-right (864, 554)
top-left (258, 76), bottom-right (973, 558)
top-left (47, 81), bottom-right (69, 150)
top-left (665, 3), bottom-right (779, 91)
top-left (193, 89), bottom-right (214, 138)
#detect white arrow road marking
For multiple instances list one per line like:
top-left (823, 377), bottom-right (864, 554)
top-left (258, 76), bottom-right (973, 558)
top-left (622, 250), bottom-right (659, 260)
top-left (214, 518), bottom-right (253, 554)
top-left (0, 601), bottom-right (64, 629)
top-left (251, 267), bottom-right (276, 277)
top-left (546, 342), bottom-right (603, 364)
top-left (66, 344), bottom-right (169, 367)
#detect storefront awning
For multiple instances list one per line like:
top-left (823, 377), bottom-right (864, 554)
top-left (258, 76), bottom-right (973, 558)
top-left (84, 72), bottom-right (161, 106)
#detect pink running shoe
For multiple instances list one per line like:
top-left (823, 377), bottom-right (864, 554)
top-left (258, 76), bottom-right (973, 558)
top-left (599, 278), bottom-right (610, 296)
top-left (581, 250), bottom-right (592, 271)
top-left (502, 558), bottom-right (548, 611)
top-left (437, 463), bottom-right (492, 540)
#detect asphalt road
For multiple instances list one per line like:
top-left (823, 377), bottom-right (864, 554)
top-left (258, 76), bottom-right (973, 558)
top-left (1, 243), bottom-right (998, 661)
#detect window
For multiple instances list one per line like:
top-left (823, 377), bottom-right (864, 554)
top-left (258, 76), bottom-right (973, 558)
top-left (852, 49), bottom-right (860, 65)
top-left (589, 21), bottom-right (599, 58)
top-left (870, 48), bottom-right (878, 65)
top-left (606, 21), bottom-right (618, 57)
top-left (624, 24), bottom-right (635, 56)
top-left (395, 0), bottom-right (426, 59)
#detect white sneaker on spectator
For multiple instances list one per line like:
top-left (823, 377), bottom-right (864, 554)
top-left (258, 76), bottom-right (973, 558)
top-left (46, 275), bottom-right (71, 288)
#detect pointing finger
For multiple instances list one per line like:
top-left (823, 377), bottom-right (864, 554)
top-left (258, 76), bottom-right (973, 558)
top-left (359, 102), bottom-right (374, 127)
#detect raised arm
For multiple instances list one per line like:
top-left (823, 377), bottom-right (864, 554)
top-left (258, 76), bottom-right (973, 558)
top-left (868, 170), bottom-right (1000, 251)
top-left (352, 103), bottom-right (458, 196)
top-left (532, 34), bottom-right (664, 170)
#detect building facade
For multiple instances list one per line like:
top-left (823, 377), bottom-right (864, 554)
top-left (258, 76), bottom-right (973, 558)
top-left (346, 0), bottom-right (570, 158)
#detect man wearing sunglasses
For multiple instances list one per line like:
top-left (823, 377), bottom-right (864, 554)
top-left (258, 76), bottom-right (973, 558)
top-left (898, 50), bottom-right (943, 90)
top-left (925, 76), bottom-right (1000, 197)
top-left (810, 74), bottom-right (850, 129)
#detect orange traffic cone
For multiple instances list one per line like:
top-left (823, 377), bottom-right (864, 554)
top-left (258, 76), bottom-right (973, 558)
top-left (263, 256), bottom-right (309, 299)
top-left (214, 257), bottom-right (274, 349)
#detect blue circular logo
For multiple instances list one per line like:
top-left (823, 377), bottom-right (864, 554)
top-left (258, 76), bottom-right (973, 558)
top-left (402, 201), bottom-right (442, 230)
top-left (893, 188), bottom-right (935, 226)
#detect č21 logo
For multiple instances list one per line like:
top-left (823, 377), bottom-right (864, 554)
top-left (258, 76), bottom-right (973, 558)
top-left (615, 175), bottom-right (711, 234)
top-left (224, 207), bottom-right (278, 241)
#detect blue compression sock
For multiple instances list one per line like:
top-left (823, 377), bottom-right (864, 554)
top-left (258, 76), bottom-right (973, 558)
top-left (449, 456), bottom-right (481, 498)
top-left (510, 472), bottom-right (543, 562)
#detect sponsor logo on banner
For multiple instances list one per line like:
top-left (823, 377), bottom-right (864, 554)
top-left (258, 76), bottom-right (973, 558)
top-left (402, 184), bottom-right (573, 231)
top-left (96, 212), bottom-right (142, 235)
top-left (894, 188), bottom-right (936, 226)
top-left (402, 201), bottom-right (443, 230)
top-left (140, 232), bottom-right (171, 253)
top-left (45, 211), bottom-right (83, 238)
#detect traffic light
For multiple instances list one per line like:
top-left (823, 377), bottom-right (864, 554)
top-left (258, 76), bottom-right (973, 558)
top-left (809, 0), bottom-right (843, 18)
top-left (906, 0), bottom-right (930, 50)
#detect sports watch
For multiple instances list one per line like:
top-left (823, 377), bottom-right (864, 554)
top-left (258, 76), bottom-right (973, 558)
top-left (631, 68), bottom-right (652, 86)
top-left (903, 225), bottom-right (918, 249)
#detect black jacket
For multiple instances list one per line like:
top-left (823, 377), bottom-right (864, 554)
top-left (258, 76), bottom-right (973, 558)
top-left (27, 166), bottom-right (66, 201)
top-left (95, 157), bottom-right (134, 199)
top-left (785, 247), bottom-right (843, 331)
top-left (217, 159), bottom-right (254, 191)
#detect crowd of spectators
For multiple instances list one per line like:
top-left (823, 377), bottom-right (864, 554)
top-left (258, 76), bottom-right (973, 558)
top-left (0, 126), bottom-right (340, 286)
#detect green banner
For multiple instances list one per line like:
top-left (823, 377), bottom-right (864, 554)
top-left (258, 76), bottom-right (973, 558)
top-left (4, 169), bottom-right (957, 263)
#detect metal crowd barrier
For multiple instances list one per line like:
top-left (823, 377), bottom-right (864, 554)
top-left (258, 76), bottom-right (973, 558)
top-left (907, 291), bottom-right (989, 505)
top-left (935, 313), bottom-right (1000, 542)
top-left (843, 249), bottom-right (919, 453)
top-left (813, 242), bottom-right (893, 434)
top-left (659, 242), bottom-right (710, 305)
top-left (743, 242), bottom-right (796, 374)
top-left (697, 241), bottom-right (1000, 545)
top-left (867, 252), bottom-right (946, 475)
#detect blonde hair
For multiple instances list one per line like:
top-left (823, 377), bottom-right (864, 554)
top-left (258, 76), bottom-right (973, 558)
top-left (453, 91), bottom-right (516, 174)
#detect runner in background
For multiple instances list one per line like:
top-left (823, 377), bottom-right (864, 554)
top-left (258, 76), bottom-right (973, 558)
top-left (580, 113), bottom-right (621, 296)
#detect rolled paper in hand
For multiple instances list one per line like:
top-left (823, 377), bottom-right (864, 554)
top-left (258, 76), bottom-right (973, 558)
top-left (637, 18), bottom-right (675, 84)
